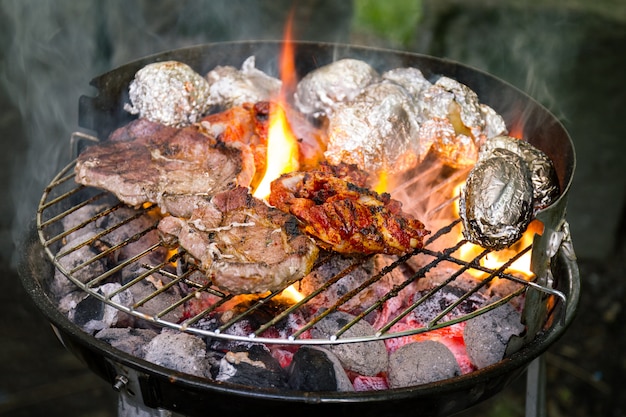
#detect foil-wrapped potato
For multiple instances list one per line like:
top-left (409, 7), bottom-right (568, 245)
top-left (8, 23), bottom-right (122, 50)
top-left (324, 81), bottom-right (421, 174)
top-left (205, 56), bottom-right (281, 109)
top-left (418, 76), bottom-right (508, 168)
top-left (124, 61), bottom-right (211, 127)
top-left (478, 135), bottom-right (560, 210)
top-left (294, 58), bottom-right (380, 117)
top-left (459, 148), bottom-right (534, 250)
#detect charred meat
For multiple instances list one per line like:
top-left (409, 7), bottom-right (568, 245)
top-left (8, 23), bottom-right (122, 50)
top-left (158, 187), bottom-right (319, 294)
top-left (74, 118), bottom-right (254, 212)
top-left (269, 167), bottom-right (430, 255)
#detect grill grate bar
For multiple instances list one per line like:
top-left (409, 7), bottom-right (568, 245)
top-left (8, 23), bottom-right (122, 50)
top-left (36, 158), bottom-right (568, 345)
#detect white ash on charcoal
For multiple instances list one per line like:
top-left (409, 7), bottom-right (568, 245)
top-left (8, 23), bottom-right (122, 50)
top-left (215, 344), bottom-right (289, 389)
top-left (124, 61), bottom-right (212, 127)
top-left (49, 236), bottom-right (106, 300)
top-left (410, 276), bottom-right (489, 324)
top-left (294, 58), bottom-right (380, 117)
top-left (310, 311), bottom-right (388, 377)
top-left (143, 329), bottom-right (212, 379)
top-left (205, 56), bottom-right (281, 109)
top-left (298, 254), bottom-right (381, 315)
top-left (120, 264), bottom-right (184, 326)
top-left (387, 340), bottom-right (461, 388)
top-left (287, 346), bottom-right (354, 392)
top-left (463, 301), bottom-right (525, 369)
top-left (66, 283), bottom-right (135, 334)
top-left (59, 195), bottom-right (118, 244)
top-left (94, 327), bottom-right (159, 357)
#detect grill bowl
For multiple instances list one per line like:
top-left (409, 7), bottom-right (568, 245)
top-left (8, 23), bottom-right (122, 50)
top-left (20, 41), bottom-right (578, 416)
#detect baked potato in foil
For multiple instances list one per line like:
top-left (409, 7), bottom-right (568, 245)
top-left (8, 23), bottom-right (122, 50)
top-left (419, 76), bottom-right (508, 168)
top-left (324, 81), bottom-right (421, 175)
top-left (124, 61), bottom-right (211, 127)
top-left (205, 56), bottom-right (281, 109)
top-left (459, 148), bottom-right (534, 250)
top-left (478, 135), bottom-right (560, 210)
top-left (294, 58), bottom-right (380, 117)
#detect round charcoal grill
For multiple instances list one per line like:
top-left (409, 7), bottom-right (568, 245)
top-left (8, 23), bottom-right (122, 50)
top-left (19, 41), bottom-right (579, 417)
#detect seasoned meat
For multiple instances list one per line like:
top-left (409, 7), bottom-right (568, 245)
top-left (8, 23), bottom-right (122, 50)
top-left (269, 168), bottom-right (430, 255)
top-left (158, 187), bottom-right (319, 294)
top-left (75, 118), bottom-right (254, 212)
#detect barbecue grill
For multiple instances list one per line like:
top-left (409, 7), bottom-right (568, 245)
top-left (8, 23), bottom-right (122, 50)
top-left (19, 41), bottom-right (579, 417)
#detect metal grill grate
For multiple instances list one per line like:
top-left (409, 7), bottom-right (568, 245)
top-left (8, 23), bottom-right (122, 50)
top-left (37, 143), bottom-right (567, 346)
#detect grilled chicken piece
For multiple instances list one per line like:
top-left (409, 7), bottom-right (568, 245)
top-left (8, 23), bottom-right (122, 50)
top-left (269, 168), bottom-right (430, 255)
top-left (158, 187), bottom-right (319, 295)
top-left (75, 118), bottom-right (254, 212)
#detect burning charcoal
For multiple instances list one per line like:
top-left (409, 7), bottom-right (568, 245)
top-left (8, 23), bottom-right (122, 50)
top-left (478, 135), bottom-right (560, 210)
top-left (294, 58), bottom-right (379, 117)
top-left (205, 56), bottom-right (281, 108)
top-left (310, 311), bottom-right (388, 376)
top-left (95, 327), bottom-right (158, 357)
top-left (60, 197), bottom-right (117, 244)
top-left (410, 282), bottom-right (487, 324)
top-left (215, 345), bottom-right (289, 389)
top-left (387, 340), bottom-right (461, 388)
top-left (298, 254), bottom-right (377, 314)
top-left (287, 346), bottom-right (354, 392)
top-left (124, 61), bottom-right (211, 127)
top-left (459, 148), bottom-right (534, 250)
top-left (50, 238), bottom-right (106, 299)
top-left (122, 275), bottom-right (184, 326)
top-left (143, 329), bottom-right (211, 378)
top-left (463, 302), bottom-right (525, 369)
top-left (69, 283), bottom-right (135, 334)
top-left (325, 81), bottom-right (421, 174)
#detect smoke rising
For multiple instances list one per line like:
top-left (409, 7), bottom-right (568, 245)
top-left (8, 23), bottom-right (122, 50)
top-left (1, 0), bottom-right (353, 267)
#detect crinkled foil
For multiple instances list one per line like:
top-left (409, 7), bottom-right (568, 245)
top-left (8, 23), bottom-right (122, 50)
top-left (294, 58), bottom-right (380, 117)
top-left (124, 61), bottom-right (211, 127)
top-left (205, 56), bottom-right (281, 108)
top-left (324, 81), bottom-right (420, 174)
top-left (459, 148), bottom-right (534, 250)
top-left (382, 67), bottom-right (431, 109)
top-left (478, 135), bottom-right (560, 210)
top-left (417, 76), bottom-right (508, 167)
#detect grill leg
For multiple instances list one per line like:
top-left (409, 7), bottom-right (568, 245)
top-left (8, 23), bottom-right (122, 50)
top-left (525, 355), bottom-right (546, 417)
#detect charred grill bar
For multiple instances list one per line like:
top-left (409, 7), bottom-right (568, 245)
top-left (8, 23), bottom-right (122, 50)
top-left (19, 41), bottom-right (578, 417)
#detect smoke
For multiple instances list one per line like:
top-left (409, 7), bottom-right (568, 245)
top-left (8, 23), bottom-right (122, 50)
top-left (0, 0), bottom-right (354, 267)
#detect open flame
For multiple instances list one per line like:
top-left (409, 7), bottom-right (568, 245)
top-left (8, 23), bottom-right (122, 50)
top-left (252, 9), bottom-right (300, 200)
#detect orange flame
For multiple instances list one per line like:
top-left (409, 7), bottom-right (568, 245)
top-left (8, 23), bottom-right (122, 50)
top-left (252, 9), bottom-right (301, 200)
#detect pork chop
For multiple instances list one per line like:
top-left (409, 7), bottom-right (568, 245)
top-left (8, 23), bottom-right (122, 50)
top-left (74, 118), bottom-right (254, 212)
top-left (158, 187), bottom-right (319, 294)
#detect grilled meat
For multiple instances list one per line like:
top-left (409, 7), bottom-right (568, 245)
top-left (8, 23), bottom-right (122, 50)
top-left (158, 187), bottom-right (319, 294)
top-left (269, 168), bottom-right (430, 255)
top-left (75, 118), bottom-right (254, 212)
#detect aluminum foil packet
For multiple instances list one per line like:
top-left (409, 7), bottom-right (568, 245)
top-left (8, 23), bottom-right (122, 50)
top-left (479, 135), bottom-right (560, 210)
top-left (205, 56), bottom-right (281, 109)
top-left (124, 61), bottom-right (212, 127)
top-left (459, 148), bottom-right (534, 250)
top-left (418, 76), bottom-right (508, 168)
top-left (324, 81), bottom-right (421, 174)
top-left (294, 58), bottom-right (380, 117)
